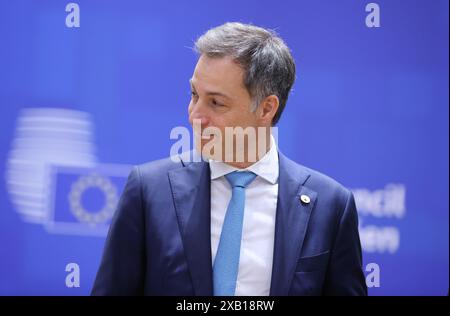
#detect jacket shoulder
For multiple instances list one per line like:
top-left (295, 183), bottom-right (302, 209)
top-left (281, 153), bottom-right (351, 200)
top-left (136, 155), bottom-right (183, 177)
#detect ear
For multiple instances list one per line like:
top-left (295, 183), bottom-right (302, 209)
top-left (257, 95), bottom-right (279, 125)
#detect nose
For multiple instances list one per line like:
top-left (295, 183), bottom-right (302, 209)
top-left (189, 102), bottom-right (210, 128)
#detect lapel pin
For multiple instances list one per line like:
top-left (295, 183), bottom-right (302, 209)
top-left (300, 194), bottom-right (311, 204)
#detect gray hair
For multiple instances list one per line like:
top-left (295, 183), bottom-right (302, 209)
top-left (194, 22), bottom-right (296, 125)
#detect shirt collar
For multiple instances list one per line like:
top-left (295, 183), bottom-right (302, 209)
top-left (209, 135), bottom-right (279, 185)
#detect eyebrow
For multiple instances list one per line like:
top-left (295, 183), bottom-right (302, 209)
top-left (189, 79), bottom-right (232, 101)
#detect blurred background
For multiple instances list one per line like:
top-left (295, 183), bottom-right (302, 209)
top-left (0, 0), bottom-right (448, 295)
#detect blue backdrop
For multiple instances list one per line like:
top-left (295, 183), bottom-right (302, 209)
top-left (0, 0), bottom-right (448, 295)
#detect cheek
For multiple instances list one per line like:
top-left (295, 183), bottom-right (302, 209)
top-left (245, 108), bottom-right (260, 125)
top-left (228, 110), bottom-right (254, 127)
top-left (209, 115), bottom-right (227, 130)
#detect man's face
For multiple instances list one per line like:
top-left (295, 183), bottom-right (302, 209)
top-left (188, 55), bottom-right (263, 162)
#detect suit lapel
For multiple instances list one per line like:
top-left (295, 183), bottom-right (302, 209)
top-left (270, 153), bottom-right (317, 295)
top-left (168, 157), bottom-right (213, 295)
top-left (168, 151), bottom-right (317, 296)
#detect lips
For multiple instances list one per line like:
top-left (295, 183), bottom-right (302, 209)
top-left (194, 131), bottom-right (212, 140)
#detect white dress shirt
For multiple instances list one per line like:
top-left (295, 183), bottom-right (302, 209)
top-left (209, 135), bottom-right (279, 296)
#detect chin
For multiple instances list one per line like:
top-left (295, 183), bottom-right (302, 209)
top-left (196, 142), bottom-right (225, 162)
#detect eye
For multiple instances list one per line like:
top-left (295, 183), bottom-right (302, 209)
top-left (190, 91), bottom-right (199, 101)
top-left (212, 99), bottom-right (222, 107)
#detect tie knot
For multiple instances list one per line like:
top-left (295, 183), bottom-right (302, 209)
top-left (225, 171), bottom-right (257, 189)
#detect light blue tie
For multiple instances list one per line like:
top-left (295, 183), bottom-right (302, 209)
top-left (213, 170), bottom-right (257, 296)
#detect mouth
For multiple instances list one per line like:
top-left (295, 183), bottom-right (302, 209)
top-left (194, 131), bottom-right (214, 140)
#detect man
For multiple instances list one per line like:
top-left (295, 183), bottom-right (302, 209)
top-left (91, 22), bottom-right (367, 296)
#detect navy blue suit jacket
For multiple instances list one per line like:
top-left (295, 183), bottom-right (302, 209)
top-left (91, 152), bottom-right (367, 296)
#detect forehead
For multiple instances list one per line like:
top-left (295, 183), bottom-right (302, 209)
top-left (191, 55), bottom-right (247, 96)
